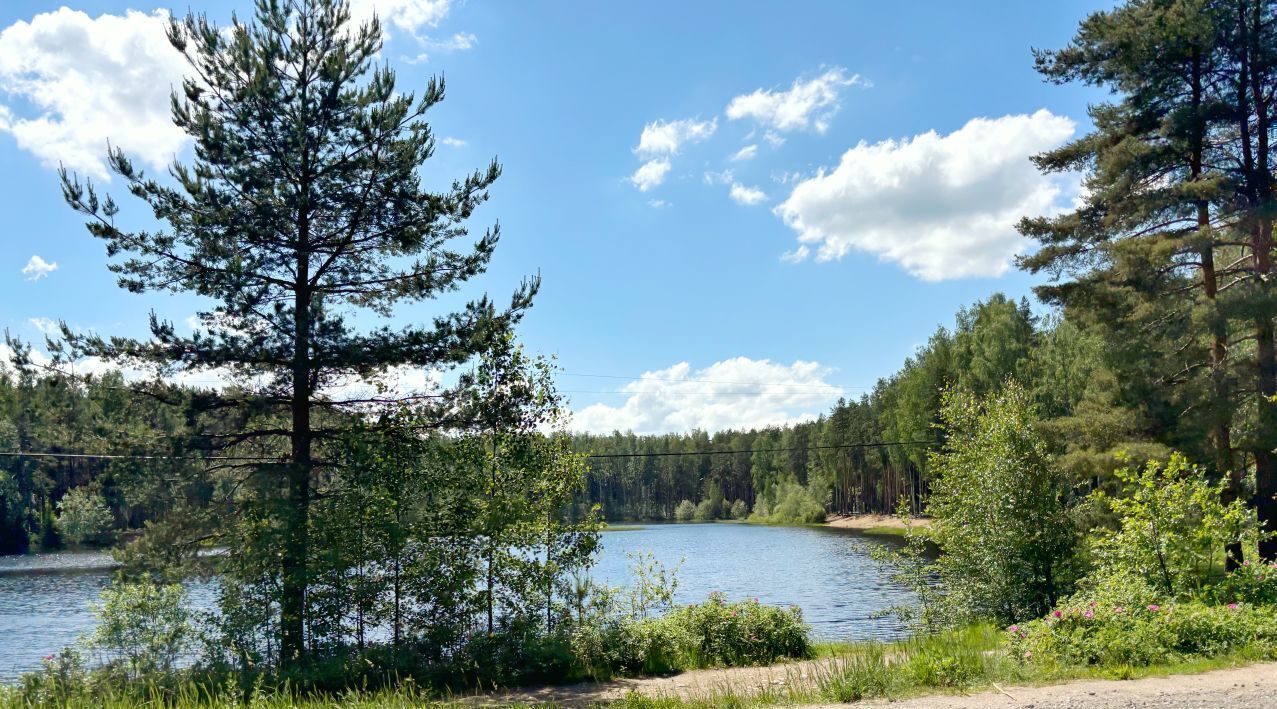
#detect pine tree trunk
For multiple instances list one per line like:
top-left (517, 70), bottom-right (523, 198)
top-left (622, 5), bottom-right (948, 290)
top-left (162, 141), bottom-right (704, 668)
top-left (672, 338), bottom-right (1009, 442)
top-left (282, 266), bottom-right (312, 668)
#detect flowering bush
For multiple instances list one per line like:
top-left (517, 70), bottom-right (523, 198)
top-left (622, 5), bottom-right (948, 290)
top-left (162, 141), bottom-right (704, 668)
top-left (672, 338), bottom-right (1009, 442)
top-left (1210, 560), bottom-right (1277, 606)
top-left (1007, 598), bottom-right (1277, 667)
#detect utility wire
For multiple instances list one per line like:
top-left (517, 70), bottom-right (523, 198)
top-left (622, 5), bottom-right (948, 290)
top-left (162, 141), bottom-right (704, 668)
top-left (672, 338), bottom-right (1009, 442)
top-left (583, 440), bottom-right (937, 459)
top-left (0, 440), bottom-right (937, 463)
top-left (0, 451), bottom-right (281, 462)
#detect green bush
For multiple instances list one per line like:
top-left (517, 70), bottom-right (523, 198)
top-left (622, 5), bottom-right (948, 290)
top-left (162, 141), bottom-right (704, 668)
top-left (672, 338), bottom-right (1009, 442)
top-left (1007, 599), bottom-right (1277, 667)
top-left (571, 594), bottom-right (811, 680)
top-left (664, 593), bottom-right (810, 668)
top-left (55, 488), bottom-right (115, 546)
top-left (692, 499), bottom-right (719, 522)
top-left (1086, 453), bottom-right (1256, 599)
top-left (673, 500), bottom-right (695, 522)
top-left (1209, 560), bottom-right (1277, 606)
top-left (729, 499), bottom-right (748, 520)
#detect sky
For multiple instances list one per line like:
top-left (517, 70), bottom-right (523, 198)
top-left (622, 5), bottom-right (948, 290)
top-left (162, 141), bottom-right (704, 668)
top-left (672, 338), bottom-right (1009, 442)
top-left (0, 0), bottom-right (1113, 435)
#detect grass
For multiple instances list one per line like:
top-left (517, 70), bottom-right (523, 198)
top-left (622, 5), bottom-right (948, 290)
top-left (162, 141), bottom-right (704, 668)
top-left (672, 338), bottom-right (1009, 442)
top-left (6, 626), bottom-right (1272, 708)
top-left (859, 525), bottom-right (908, 538)
top-left (601, 525), bottom-right (647, 532)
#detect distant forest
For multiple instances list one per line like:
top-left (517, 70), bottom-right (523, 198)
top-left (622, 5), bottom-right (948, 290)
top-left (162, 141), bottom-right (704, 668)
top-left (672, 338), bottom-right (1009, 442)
top-left (571, 292), bottom-right (1184, 522)
top-left (0, 289), bottom-right (1250, 542)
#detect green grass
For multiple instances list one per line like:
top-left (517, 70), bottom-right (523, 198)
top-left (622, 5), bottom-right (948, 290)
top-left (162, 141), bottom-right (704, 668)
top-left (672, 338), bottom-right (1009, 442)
top-left (859, 525), bottom-right (908, 537)
top-left (601, 525), bottom-right (647, 532)
top-left (6, 625), bottom-right (1272, 708)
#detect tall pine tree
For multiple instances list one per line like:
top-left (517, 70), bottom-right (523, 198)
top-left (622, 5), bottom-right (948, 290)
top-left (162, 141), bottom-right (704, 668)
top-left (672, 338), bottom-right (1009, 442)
top-left (56, 0), bottom-right (534, 666)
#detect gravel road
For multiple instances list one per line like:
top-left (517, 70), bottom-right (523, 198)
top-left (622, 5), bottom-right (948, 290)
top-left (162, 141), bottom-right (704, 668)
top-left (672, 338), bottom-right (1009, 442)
top-left (813, 662), bottom-right (1277, 709)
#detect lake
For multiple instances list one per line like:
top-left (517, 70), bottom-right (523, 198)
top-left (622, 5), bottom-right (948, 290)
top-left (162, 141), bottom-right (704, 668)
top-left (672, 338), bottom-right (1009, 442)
top-left (0, 522), bottom-right (912, 681)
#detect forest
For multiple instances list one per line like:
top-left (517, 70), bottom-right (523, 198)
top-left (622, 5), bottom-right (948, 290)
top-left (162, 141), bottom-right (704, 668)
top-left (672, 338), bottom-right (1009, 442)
top-left (572, 295), bottom-right (1164, 523)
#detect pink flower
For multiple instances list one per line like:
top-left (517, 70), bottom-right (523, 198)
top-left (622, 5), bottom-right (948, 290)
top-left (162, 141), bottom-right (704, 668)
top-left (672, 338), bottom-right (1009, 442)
top-left (1053, 610), bottom-right (1063, 619)
top-left (1228, 603), bottom-right (1240, 611)
top-left (1023, 650), bottom-right (1033, 659)
top-left (1114, 606), bottom-right (1125, 614)
top-left (1089, 601), bottom-right (1098, 608)
top-left (44, 655), bottom-right (53, 661)
top-left (1084, 610), bottom-right (1094, 619)
top-left (1147, 604), bottom-right (1161, 612)
top-left (1007, 624), bottom-right (1020, 633)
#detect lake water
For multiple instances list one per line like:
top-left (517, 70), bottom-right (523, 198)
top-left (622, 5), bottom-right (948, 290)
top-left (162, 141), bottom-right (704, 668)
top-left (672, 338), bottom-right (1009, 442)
top-left (0, 523), bottom-right (912, 681)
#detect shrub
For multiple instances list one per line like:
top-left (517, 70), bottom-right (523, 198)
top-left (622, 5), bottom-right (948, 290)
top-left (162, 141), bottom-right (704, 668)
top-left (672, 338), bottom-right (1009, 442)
top-left (663, 593), bottom-right (811, 668)
top-left (54, 487), bottom-right (114, 549)
top-left (1007, 598), bottom-right (1277, 667)
top-left (88, 582), bottom-right (195, 680)
top-left (673, 500), bottom-right (695, 522)
top-left (1210, 560), bottom-right (1277, 605)
top-left (692, 498), bottom-right (719, 522)
top-left (571, 594), bottom-right (811, 679)
top-left (55, 488), bottom-right (113, 547)
top-left (927, 382), bottom-right (1080, 624)
top-left (751, 479), bottom-right (825, 524)
top-left (1087, 453), bottom-right (1258, 599)
top-left (729, 499), bottom-right (748, 520)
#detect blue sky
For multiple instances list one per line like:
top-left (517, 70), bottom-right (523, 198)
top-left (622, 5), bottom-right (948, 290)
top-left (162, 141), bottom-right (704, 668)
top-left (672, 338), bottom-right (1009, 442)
top-left (0, 0), bottom-right (1110, 434)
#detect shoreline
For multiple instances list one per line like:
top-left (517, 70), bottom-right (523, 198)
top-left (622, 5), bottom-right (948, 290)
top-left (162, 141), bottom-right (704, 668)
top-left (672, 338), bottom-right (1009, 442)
top-left (824, 513), bottom-right (930, 530)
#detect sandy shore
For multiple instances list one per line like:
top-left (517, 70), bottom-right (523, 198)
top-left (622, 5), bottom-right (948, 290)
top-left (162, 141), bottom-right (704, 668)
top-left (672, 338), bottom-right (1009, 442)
top-left (825, 513), bottom-right (930, 530)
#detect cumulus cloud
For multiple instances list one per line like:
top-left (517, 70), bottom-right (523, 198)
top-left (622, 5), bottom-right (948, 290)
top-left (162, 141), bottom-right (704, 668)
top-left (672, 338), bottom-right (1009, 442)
top-left (0, 8), bottom-right (190, 178)
top-left (630, 158), bottom-right (671, 191)
top-left (726, 67), bottom-right (863, 133)
top-left (730, 144), bottom-right (758, 162)
top-left (348, 0), bottom-right (452, 35)
top-left (439, 136), bottom-right (468, 147)
top-left (635, 117), bottom-right (717, 157)
top-left (729, 183), bottom-right (767, 206)
top-left (775, 109), bottom-right (1077, 280)
top-left (22, 255), bottom-right (58, 281)
top-left (568, 357), bottom-right (842, 434)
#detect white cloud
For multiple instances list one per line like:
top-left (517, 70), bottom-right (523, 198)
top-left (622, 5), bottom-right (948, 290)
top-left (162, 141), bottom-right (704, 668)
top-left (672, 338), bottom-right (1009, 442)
top-left (403, 31), bottom-right (477, 63)
top-left (775, 109), bottom-right (1077, 281)
top-left (703, 169), bottom-right (734, 185)
top-left (730, 144), bottom-right (758, 162)
top-left (569, 358), bottom-right (842, 434)
top-left (0, 8), bottom-right (190, 178)
top-left (647, 199), bottom-right (670, 209)
top-left (348, 0), bottom-right (452, 35)
top-left (729, 182), bottom-right (767, 206)
top-left (440, 136), bottom-right (468, 147)
top-left (726, 67), bottom-right (863, 133)
top-left (27, 317), bottom-right (58, 334)
top-left (22, 255), bottom-right (58, 281)
top-left (630, 158), bottom-right (671, 191)
top-left (635, 117), bottom-right (717, 157)
top-left (763, 130), bottom-right (786, 147)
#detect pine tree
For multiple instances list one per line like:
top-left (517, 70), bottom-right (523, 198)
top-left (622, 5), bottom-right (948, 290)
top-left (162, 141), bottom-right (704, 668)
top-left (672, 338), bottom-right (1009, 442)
top-left (56, 0), bottom-right (535, 666)
top-left (1020, 0), bottom-right (1277, 560)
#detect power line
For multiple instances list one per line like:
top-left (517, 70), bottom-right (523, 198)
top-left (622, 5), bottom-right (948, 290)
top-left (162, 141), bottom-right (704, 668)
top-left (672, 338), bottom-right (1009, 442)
top-left (0, 451), bottom-right (280, 462)
top-left (583, 440), bottom-right (937, 459)
top-left (0, 440), bottom-right (937, 463)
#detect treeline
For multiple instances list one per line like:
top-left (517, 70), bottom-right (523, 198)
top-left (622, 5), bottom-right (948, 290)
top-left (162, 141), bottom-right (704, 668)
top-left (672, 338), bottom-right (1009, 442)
top-left (573, 294), bottom-right (1192, 522)
top-left (0, 370), bottom-right (209, 554)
